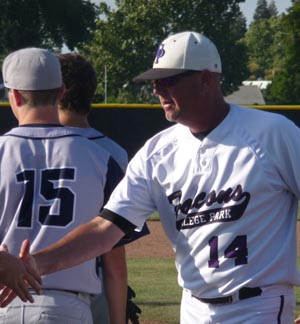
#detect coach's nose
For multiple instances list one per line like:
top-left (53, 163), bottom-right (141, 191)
top-left (152, 80), bottom-right (168, 96)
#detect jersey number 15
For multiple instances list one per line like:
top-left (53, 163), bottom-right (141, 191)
top-left (16, 168), bottom-right (75, 227)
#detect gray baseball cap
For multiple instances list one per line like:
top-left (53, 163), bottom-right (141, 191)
top-left (2, 47), bottom-right (62, 90)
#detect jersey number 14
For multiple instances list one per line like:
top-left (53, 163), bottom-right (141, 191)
top-left (208, 235), bottom-right (248, 268)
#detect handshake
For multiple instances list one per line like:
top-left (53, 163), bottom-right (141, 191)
top-left (0, 240), bottom-right (41, 307)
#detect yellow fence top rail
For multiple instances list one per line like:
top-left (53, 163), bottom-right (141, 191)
top-left (1, 102), bottom-right (300, 110)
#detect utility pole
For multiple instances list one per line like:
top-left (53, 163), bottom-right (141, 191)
top-left (104, 65), bottom-right (107, 103)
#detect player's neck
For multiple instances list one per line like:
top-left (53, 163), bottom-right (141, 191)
top-left (17, 105), bottom-right (61, 125)
top-left (59, 110), bottom-right (90, 128)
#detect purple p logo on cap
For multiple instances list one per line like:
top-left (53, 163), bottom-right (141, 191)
top-left (154, 44), bottom-right (165, 64)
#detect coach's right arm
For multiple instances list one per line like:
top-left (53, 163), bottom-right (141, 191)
top-left (0, 214), bottom-right (135, 307)
top-left (35, 216), bottom-right (131, 275)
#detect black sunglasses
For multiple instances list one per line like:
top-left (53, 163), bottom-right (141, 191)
top-left (152, 70), bottom-right (200, 87)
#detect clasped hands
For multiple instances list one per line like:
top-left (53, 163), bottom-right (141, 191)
top-left (0, 240), bottom-right (41, 307)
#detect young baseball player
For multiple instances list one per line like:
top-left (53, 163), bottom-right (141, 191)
top-left (0, 47), bottom-right (122, 323)
top-left (57, 53), bottom-right (148, 324)
top-left (3, 31), bottom-right (300, 324)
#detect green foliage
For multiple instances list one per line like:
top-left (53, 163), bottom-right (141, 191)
top-left (253, 0), bottom-right (271, 22)
top-left (0, 0), bottom-right (97, 56)
top-left (244, 19), bottom-right (273, 79)
top-left (252, 0), bottom-right (278, 23)
top-left (268, 0), bottom-right (279, 17)
top-left (266, 1), bottom-right (300, 104)
top-left (243, 16), bottom-right (284, 80)
top-left (243, 0), bottom-right (300, 104)
top-left (242, 0), bottom-right (289, 84)
top-left (79, 0), bottom-right (248, 102)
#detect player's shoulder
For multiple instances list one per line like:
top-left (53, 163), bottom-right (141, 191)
top-left (228, 104), bottom-right (300, 154)
top-left (64, 126), bottom-right (128, 169)
top-left (0, 125), bottom-right (84, 146)
top-left (91, 132), bottom-right (127, 158)
top-left (64, 127), bottom-right (124, 150)
top-left (230, 103), bottom-right (295, 131)
top-left (94, 137), bottom-right (128, 171)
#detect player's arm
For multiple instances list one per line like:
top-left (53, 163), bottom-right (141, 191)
top-left (0, 216), bottom-right (126, 307)
top-left (33, 216), bottom-right (126, 276)
top-left (0, 213), bottom-right (135, 307)
top-left (102, 246), bottom-right (127, 324)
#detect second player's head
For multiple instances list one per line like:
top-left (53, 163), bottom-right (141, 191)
top-left (57, 53), bottom-right (97, 115)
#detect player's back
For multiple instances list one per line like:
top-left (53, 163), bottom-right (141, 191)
top-left (0, 125), bottom-right (112, 294)
top-left (65, 126), bottom-right (128, 171)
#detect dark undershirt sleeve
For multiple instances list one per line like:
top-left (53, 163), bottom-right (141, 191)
top-left (99, 157), bottom-right (150, 248)
top-left (100, 208), bottom-right (150, 248)
top-left (100, 208), bottom-right (137, 236)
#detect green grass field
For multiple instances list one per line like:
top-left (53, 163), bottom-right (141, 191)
top-left (128, 256), bottom-right (300, 323)
top-left (128, 257), bottom-right (181, 323)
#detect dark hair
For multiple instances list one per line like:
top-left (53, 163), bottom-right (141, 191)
top-left (57, 53), bottom-right (97, 115)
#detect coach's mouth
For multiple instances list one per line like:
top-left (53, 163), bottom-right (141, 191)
top-left (161, 100), bottom-right (175, 111)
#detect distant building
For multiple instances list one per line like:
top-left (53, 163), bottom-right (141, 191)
top-left (242, 80), bottom-right (272, 90)
top-left (225, 85), bottom-right (266, 105)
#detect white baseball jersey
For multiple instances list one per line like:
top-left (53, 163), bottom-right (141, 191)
top-left (0, 125), bottom-right (120, 294)
top-left (67, 127), bottom-right (128, 172)
top-left (103, 104), bottom-right (300, 298)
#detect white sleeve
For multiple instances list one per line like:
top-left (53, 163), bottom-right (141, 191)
top-left (265, 116), bottom-right (300, 198)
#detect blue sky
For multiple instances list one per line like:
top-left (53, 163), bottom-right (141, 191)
top-left (240, 0), bottom-right (292, 25)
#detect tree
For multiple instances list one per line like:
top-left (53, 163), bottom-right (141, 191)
top-left (79, 0), bottom-right (248, 103)
top-left (243, 15), bottom-right (284, 80)
top-left (252, 0), bottom-right (279, 22)
top-left (266, 1), bottom-right (300, 104)
top-left (268, 0), bottom-right (278, 17)
top-left (253, 0), bottom-right (270, 22)
top-left (251, 0), bottom-right (279, 22)
top-left (0, 0), bottom-right (97, 56)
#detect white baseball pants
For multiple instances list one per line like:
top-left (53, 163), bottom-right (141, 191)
top-left (181, 285), bottom-right (295, 324)
top-left (0, 289), bottom-right (93, 324)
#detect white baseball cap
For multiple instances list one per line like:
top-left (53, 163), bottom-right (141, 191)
top-left (2, 47), bottom-right (62, 90)
top-left (133, 31), bottom-right (222, 82)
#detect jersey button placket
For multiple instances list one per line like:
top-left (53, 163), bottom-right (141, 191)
top-left (195, 146), bottom-right (207, 173)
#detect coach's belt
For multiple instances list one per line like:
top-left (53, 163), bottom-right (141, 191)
top-left (193, 287), bottom-right (262, 305)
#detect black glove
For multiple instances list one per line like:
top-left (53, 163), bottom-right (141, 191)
top-left (126, 286), bottom-right (141, 324)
